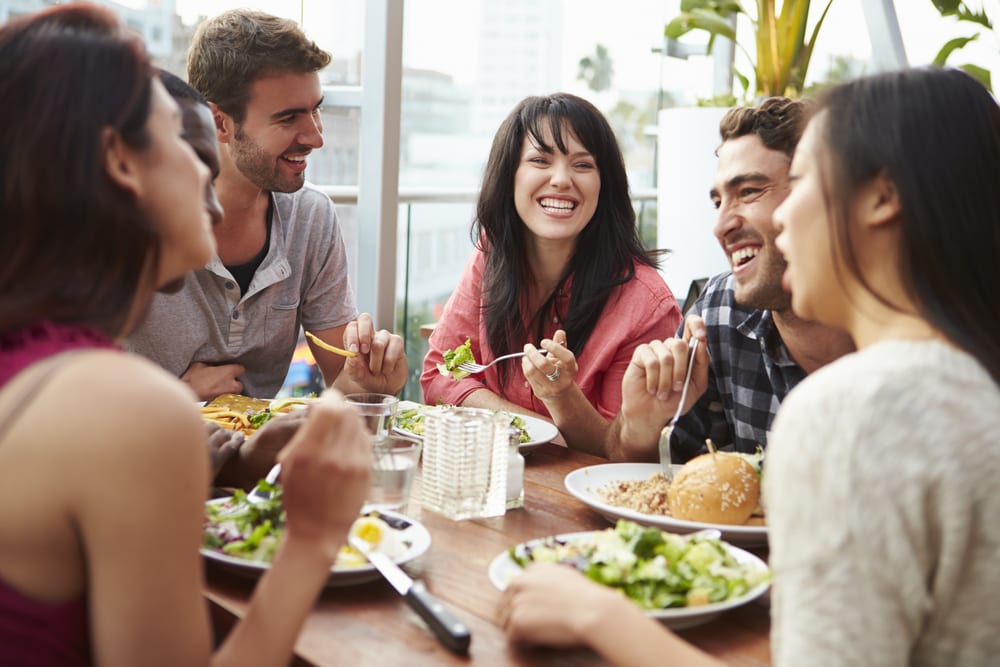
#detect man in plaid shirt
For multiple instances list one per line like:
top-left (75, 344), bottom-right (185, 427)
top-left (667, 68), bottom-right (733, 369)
top-left (606, 97), bottom-right (854, 463)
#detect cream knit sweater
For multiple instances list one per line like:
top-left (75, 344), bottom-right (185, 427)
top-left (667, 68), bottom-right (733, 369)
top-left (765, 340), bottom-right (1000, 667)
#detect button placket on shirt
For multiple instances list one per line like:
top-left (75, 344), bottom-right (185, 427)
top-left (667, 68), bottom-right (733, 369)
top-left (225, 282), bottom-right (246, 346)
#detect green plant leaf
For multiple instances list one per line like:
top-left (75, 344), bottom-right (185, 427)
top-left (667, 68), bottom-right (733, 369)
top-left (754, 0), bottom-right (778, 95)
top-left (696, 93), bottom-right (738, 107)
top-left (957, 7), bottom-right (992, 28)
top-left (786, 0), bottom-right (811, 55)
top-left (665, 9), bottom-right (738, 41)
top-left (664, 15), bottom-right (685, 39)
top-left (790, 0), bottom-right (834, 96)
top-left (680, 0), bottom-right (714, 10)
top-left (666, 0), bottom-right (832, 99)
top-left (775, 0), bottom-right (810, 94)
top-left (933, 34), bottom-right (980, 66)
top-left (958, 63), bottom-right (992, 92)
top-left (681, 0), bottom-right (744, 13)
top-left (733, 69), bottom-right (750, 97)
top-left (931, 0), bottom-right (961, 14)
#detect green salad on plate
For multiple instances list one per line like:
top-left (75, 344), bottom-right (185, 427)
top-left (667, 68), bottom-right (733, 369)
top-left (203, 482), bottom-right (413, 569)
top-left (508, 519), bottom-right (769, 610)
top-left (395, 403), bottom-right (529, 444)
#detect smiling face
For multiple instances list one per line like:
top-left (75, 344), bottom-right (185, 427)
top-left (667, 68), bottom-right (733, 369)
top-left (138, 79), bottom-right (216, 285)
top-left (710, 134), bottom-right (792, 311)
top-left (773, 118), bottom-right (845, 327)
top-left (513, 121), bottom-right (600, 247)
top-left (226, 70), bottom-right (324, 193)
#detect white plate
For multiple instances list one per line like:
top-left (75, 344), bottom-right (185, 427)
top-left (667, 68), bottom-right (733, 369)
top-left (392, 401), bottom-right (558, 453)
top-left (201, 504), bottom-right (431, 587)
top-left (564, 463), bottom-right (768, 547)
top-left (487, 531), bottom-right (770, 630)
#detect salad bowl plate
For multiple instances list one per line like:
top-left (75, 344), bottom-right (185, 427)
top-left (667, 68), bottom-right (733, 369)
top-left (564, 463), bottom-right (768, 547)
top-left (488, 529), bottom-right (770, 630)
top-left (392, 400), bottom-right (558, 453)
top-left (201, 500), bottom-right (431, 587)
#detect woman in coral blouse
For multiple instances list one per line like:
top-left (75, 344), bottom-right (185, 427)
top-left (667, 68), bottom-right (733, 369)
top-left (421, 93), bottom-right (681, 454)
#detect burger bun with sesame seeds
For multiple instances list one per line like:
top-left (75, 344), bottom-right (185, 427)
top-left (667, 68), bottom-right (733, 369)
top-left (667, 452), bottom-right (761, 525)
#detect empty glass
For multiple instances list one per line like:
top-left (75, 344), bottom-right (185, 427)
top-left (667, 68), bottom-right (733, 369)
top-left (344, 393), bottom-right (399, 437)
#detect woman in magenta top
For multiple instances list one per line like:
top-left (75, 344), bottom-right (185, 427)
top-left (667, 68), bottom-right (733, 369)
top-left (0, 6), bottom-right (371, 666)
top-left (422, 94), bottom-right (681, 454)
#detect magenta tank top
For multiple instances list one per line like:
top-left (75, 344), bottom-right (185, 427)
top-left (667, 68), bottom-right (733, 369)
top-left (0, 578), bottom-right (89, 667)
top-left (0, 321), bottom-right (116, 666)
top-left (0, 321), bottom-right (113, 386)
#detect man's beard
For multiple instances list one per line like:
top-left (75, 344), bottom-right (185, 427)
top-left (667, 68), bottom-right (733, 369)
top-left (733, 253), bottom-right (792, 312)
top-left (231, 126), bottom-right (305, 193)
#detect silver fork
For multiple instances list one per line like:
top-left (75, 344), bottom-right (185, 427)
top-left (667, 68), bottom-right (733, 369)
top-left (658, 338), bottom-right (700, 481)
top-left (456, 351), bottom-right (529, 374)
top-left (247, 463), bottom-right (282, 504)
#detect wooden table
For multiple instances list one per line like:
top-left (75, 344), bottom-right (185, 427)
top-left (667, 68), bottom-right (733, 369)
top-left (204, 443), bottom-right (771, 666)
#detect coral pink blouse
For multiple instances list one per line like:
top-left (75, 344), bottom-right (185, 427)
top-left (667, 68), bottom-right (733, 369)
top-left (421, 251), bottom-right (681, 420)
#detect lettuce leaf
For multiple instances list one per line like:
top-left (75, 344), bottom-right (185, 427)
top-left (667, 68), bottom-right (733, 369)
top-left (437, 338), bottom-right (476, 380)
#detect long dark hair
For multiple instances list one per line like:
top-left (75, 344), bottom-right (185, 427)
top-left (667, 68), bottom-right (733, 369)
top-left (473, 93), bottom-right (659, 380)
top-left (0, 4), bottom-right (156, 338)
top-left (815, 67), bottom-right (1000, 384)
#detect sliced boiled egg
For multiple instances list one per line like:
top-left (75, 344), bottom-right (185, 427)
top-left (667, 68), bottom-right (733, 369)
top-left (334, 516), bottom-right (390, 570)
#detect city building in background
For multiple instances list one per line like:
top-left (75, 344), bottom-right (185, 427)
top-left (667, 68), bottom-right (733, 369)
top-left (2, 0), bottom-right (174, 58)
top-left (471, 1), bottom-right (563, 136)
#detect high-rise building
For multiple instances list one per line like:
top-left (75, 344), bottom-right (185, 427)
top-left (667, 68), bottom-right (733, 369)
top-left (472, 0), bottom-right (563, 136)
top-left (1, 0), bottom-right (176, 59)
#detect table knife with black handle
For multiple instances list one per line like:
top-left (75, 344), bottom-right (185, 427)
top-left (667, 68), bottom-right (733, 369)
top-left (347, 535), bottom-right (472, 655)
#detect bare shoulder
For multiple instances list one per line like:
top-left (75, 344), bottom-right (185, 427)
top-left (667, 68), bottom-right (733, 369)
top-left (0, 350), bottom-right (209, 558)
top-left (17, 350), bottom-right (206, 477)
top-left (54, 349), bottom-right (198, 418)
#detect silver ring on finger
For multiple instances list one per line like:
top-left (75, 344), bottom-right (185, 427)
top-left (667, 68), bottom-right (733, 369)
top-left (545, 366), bottom-right (561, 382)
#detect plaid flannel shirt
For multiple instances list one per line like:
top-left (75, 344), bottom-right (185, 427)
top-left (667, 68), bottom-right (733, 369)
top-left (670, 272), bottom-right (806, 462)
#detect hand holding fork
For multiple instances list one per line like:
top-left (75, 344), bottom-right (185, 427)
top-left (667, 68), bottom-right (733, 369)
top-left (659, 338), bottom-right (700, 481)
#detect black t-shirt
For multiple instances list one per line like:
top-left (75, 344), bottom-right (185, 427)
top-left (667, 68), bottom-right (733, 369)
top-left (225, 196), bottom-right (273, 296)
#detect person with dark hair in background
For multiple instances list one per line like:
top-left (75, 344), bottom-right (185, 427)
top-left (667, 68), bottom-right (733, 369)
top-left (0, 5), bottom-right (371, 664)
top-left (159, 68), bottom-right (224, 232)
top-left (421, 93), bottom-right (681, 454)
top-left (606, 96), bottom-right (854, 463)
top-left (499, 66), bottom-right (1000, 667)
top-left (159, 67), bottom-right (306, 488)
top-left (128, 9), bottom-right (407, 402)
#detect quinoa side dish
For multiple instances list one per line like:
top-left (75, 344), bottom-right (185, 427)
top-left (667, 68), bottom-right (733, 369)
top-left (596, 473), bottom-right (673, 516)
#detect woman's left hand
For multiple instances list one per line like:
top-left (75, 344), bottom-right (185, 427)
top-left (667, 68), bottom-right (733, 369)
top-left (523, 329), bottom-right (576, 399)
